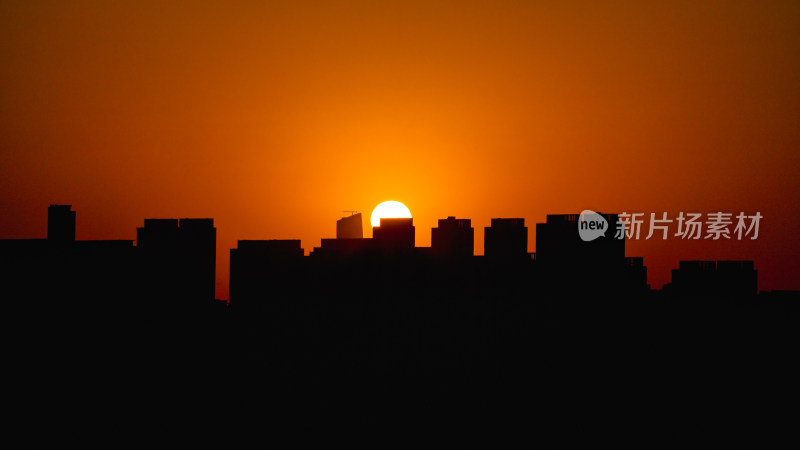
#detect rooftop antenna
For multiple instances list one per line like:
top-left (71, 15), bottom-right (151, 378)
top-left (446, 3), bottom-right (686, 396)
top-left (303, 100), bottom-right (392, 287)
top-left (344, 211), bottom-right (358, 216)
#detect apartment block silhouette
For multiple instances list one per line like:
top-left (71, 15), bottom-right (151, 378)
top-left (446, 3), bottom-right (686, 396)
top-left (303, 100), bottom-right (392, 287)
top-left (484, 218), bottom-right (528, 259)
top-left (432, 216), bottom-right (474, 258)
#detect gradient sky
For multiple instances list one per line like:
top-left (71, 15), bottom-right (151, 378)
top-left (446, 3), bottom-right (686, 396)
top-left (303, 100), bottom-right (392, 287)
top-left (1, 0), bottom-right (799, 299)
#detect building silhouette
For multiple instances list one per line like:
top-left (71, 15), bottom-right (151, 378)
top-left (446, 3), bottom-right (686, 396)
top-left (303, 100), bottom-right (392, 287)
top-left (178, 218), bottom-right (217, 304)
top-left (484, 218), bottom-right (528, 259)
top-left (373, 218), bottom-right (415, 252)
top-left (229, 239), bottom-right (307, 362)
top-left (1, 206), bottom-right (137, 309)
top-left (431, 216), bottom-right (473, 258)
top-left (137, 217), bottom-right (217, 308)
top-left (230, 239), bottom-right (304, 310)
top-left (137, 219), bottom-right (180, 251)
top-left (336, 212), bottom-right (363, 239)
top-left (536, 214), bottom-right (624, 265)
top-left (535, 213), bottom-right (646, 293)
top-left (1, 206), bottom-right (139, 378)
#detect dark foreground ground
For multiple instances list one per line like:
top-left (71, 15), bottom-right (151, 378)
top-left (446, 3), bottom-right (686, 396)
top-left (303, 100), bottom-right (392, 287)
top-left (8, 287), bottom-right (797, 440)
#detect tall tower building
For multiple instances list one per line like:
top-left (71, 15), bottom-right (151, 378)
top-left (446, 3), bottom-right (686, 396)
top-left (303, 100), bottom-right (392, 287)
top-left (337, 213), bottom-right (363, 239)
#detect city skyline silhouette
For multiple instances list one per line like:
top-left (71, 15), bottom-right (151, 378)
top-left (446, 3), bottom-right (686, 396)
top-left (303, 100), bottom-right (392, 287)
top-left (3, 203), bottom-right (783, 299)
top-left (0, 202), bottom-right (791, 300)
top-left (1, 203), bottom-right (796, 428)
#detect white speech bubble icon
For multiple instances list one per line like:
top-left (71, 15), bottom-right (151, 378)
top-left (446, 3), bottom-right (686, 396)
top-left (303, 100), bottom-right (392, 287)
top-left (578, 210), bottom-right (608, 241)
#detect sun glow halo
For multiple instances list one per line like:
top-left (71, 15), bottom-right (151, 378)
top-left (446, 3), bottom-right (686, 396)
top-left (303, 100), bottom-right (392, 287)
top-left (370, 201), bottom-right (412, 227)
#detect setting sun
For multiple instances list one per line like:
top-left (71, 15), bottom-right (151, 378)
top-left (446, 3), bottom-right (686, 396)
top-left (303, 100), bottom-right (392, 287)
top-left (370, 201), bottom-right (412, 227)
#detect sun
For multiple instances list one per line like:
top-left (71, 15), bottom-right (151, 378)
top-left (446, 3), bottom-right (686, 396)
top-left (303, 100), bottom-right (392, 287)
top-left (371, 201), bottom-right (412, 227)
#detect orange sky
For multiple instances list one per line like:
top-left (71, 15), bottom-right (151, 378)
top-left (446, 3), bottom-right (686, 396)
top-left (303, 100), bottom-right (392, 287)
top-left (1, 0), bottom-right (799, 299)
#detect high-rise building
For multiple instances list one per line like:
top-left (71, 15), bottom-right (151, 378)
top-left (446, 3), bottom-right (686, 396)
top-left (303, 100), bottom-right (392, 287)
top-left (535, 214), bottom-right (624, 265)
top-left (431, 216), bottom-right (473, 257)
top-left (2, 206), bottom-right (135, 325)
top-left (534, 214), bottom-right (648, 293)
top-left (484, 218), bottom-right (527, 259)
top-left (373, 218), bottom-right (415, 252)
top-left (137, 217), bottom-right (216, 305)
top-left (137, 219), bottom-right (180, 250)
top-left (47, 204), bottom-right (76, 243)
top-left (229, 240), bottom-right (304, 309)
top-left (337, 213), bottom-right (363, 239)
top-left (178, 218), bottom-right (216, 304)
